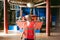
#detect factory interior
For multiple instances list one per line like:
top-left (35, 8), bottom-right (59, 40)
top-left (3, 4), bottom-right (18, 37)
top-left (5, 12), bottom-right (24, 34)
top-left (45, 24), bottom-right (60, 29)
top-left (0, 0), bottom-right (60, 40)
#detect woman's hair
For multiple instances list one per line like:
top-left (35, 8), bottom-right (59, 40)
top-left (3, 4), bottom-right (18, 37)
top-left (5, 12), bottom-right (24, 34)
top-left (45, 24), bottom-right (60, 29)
top-left (25, 15), bottom-right (32, 21)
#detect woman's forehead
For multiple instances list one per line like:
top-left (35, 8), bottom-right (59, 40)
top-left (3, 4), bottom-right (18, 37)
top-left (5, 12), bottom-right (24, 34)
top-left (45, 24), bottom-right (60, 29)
top-left (25, 15), bottom-right (29, 17)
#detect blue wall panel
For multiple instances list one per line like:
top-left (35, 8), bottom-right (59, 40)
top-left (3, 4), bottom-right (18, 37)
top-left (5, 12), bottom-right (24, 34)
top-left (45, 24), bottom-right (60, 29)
top-left (15, 6), bottom-right (20, 17)
top-left (35, 8), bottom-right (46, 17)
top-left (22, 8), bottom-right (30, 16)
top-left (9, 25), bottom-right (14, 30)
top-left (8, 25), bottom-right (19, 30)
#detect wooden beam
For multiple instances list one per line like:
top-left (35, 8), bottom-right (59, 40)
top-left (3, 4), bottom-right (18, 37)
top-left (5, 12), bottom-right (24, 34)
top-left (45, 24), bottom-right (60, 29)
top-left (4, 0), bottom-right (8, 34)
top-left (8, 0), bottom-right (44, 3)
top-left (34, 2), bottom-right (46, 6)
top-left (37, 6), bottom-right (60, 8)
top-left (46, 0), bottom-right (51, 36)
top-left (9, 0), bottom-right (27, 4)
top-left (33, 0), bottom-right (44, 3)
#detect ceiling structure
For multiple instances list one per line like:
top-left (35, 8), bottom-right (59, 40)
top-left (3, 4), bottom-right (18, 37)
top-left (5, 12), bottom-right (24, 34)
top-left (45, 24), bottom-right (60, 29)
top-left (9, 0), bottom-right (45, 3)
top-left (0, 0), bottom-right (60, 8)
top-left (0, 0), bottom-right (60, 6)
top-left (8, 0), bottom-right (60, 8)
top-left (8, 0), bottom-right (46, 7)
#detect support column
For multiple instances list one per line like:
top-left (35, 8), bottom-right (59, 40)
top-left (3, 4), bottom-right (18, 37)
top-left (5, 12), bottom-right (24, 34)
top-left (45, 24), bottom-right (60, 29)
top-left (33, 8), bottom-right (35, 15)
top-left (4, 0), bottom-right (8, 33)
top-left (20, 7), bottom-right (22, 17)
top-left (46, 0), bottom-right (51, 36)
top-left (30, 8), bottom-right (33, 15)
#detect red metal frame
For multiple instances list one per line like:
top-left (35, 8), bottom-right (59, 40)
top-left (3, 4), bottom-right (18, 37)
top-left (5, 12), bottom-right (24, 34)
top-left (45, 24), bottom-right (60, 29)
top-left (46, 0), bottom-right (51, 36)
top-left (4, 0), bottom-right (8, 33)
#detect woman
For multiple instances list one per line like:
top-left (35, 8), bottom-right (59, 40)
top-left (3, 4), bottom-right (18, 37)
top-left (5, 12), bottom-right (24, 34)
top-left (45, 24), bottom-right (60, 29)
top-left (23, 15), bottom-right (35, 40)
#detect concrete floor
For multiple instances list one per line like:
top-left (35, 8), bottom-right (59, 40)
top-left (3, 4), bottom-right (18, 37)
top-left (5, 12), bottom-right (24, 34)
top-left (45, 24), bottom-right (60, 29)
top-left (0, 30), bottom-right (46, 40)
top-left (0, 27), bottom-right (60, 40)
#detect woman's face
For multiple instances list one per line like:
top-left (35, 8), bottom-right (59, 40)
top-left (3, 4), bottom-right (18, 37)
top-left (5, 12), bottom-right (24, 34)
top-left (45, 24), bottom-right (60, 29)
top-left (25, 17), bottom-right (29, 21)
top-left (25, 15), bottom-right (32, 21)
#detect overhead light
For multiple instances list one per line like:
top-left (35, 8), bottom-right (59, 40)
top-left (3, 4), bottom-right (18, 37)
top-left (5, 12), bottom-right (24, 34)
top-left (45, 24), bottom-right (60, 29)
top-left (27, 3), bottom-right (34, 7)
